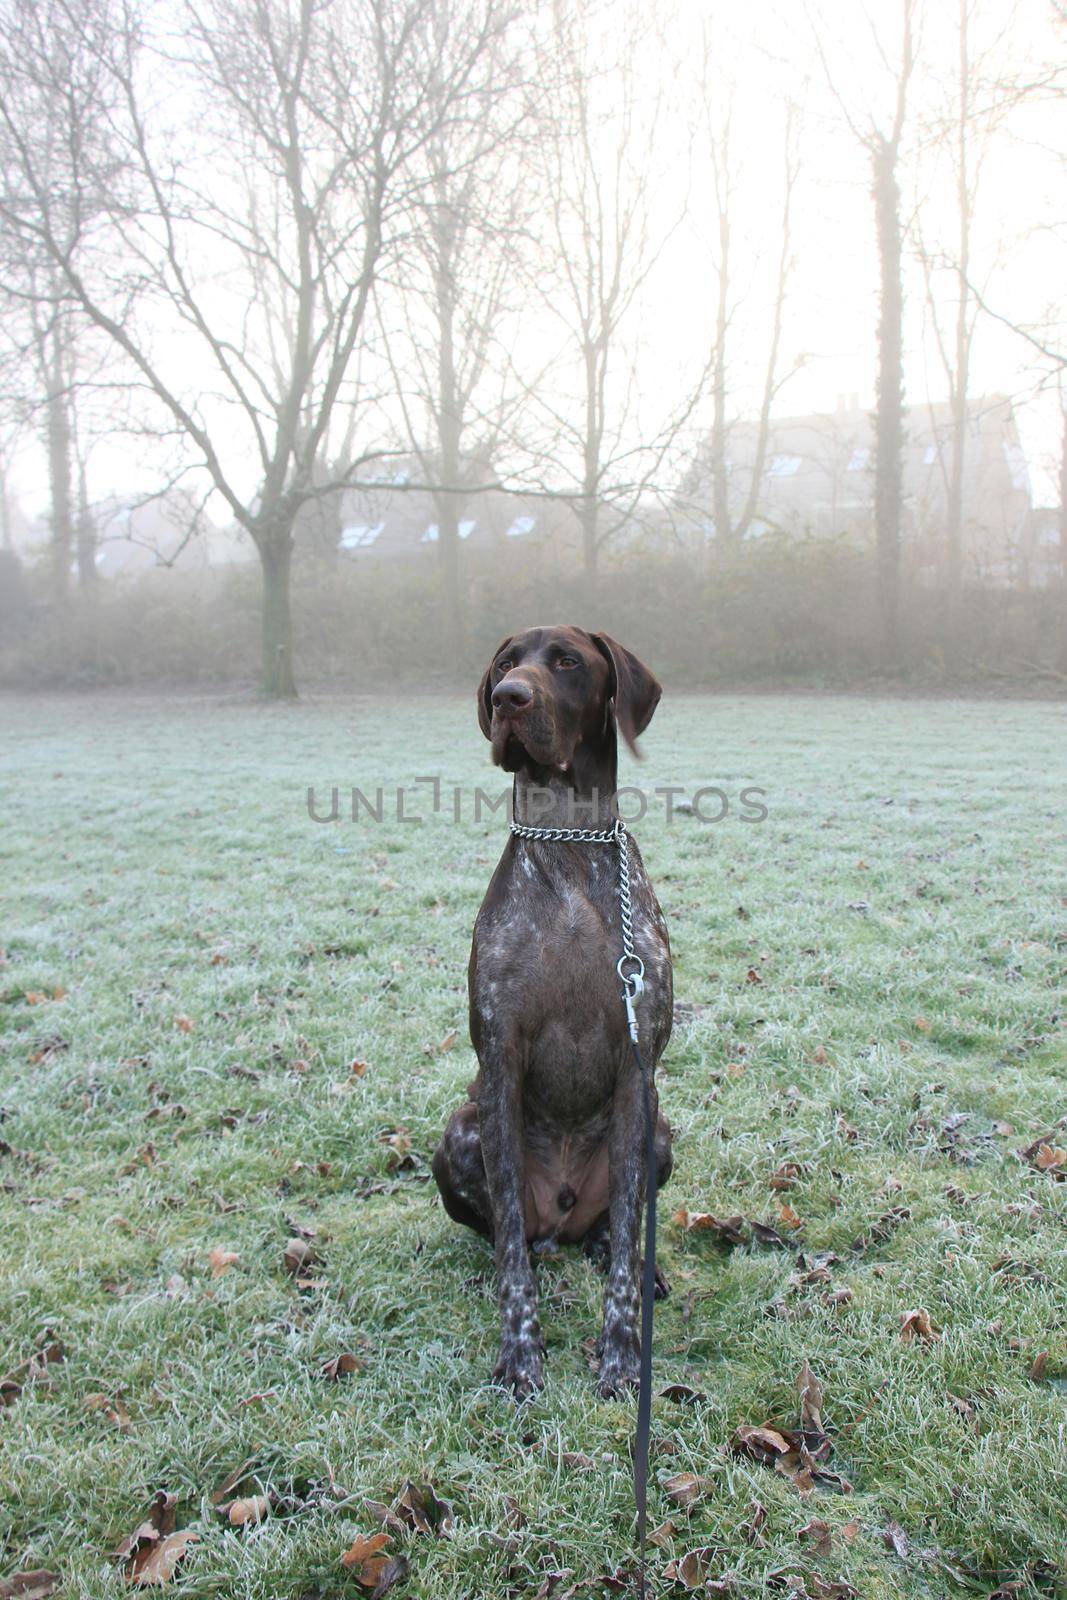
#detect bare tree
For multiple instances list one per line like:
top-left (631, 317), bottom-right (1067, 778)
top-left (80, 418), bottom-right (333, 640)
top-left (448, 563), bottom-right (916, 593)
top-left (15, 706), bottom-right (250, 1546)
top-left (0, 0), bottom-right (513, 694)
top-left (526, 0), bottom-right (701, 575)
top-left (702, 97), bottom-right (800, 547)
top-left (913, 0), bottom-right (1023, 628)
top-left (379, 18), bottom-right (529, 642)
top-left (815, 0), bottom-right (916, 663)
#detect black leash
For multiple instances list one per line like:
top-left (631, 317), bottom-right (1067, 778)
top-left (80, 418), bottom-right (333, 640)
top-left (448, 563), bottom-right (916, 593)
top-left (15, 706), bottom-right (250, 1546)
top-left (630, 1030), bottom-right (658, 1600)
top-left (507, 818), bottom-right (659, 1598)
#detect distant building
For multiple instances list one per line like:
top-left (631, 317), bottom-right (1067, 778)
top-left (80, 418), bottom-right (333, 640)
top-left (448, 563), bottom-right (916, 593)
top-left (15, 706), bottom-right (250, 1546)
top-left (679, 395), bottom-right (1044, 583)
top-left (315, 456), bottom-right (583, 565)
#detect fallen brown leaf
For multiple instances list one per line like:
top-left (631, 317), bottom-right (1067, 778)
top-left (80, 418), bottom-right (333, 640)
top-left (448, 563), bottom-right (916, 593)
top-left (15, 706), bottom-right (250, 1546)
top-left (84, 1391), bottom-right (131, 1430)
top-left (210, 1458), bottom-right (259, 1506)
top-left (660, 1383), bottom-right (706, 1404)
top-left (0, 1574), bottom-right (60, 1599)
top-left (647, 1520), bottom-right (676, 1549)
top-left (663, 1545), bottom-right (717, 1586)
top-left (671, 1208), bottom-right (747, 1246)
top-left (367, 1555), bottom-right (408, 1597)
top-left (321, 1352), bottom-right (361, 1380)
top-left (744, 1500), bottom-right (768, 1547)
top-left (208, 1247), bottom-right (238, 1278)
top-left (882, 1520), bottom-right (909, 1559)
top-left (778, 1202), bottom-right (804, 1231)
top-left (751, 1219), bottom-right (796, 1249)
top-left (899, 1308), bottom-right (940, 1344)
top-left (797, 1359), bottom-right (825, 1439)
top-left (173, 1015), bottom-right (194, 1034)
top-left (769, 1161), bottom-right (804, 1190)
top-left (797, 1518), bottom-right (832, 1559)
top-left (393, 1480), bottom-right (453, 1537)
top-left (283, 1236), bottom-right (315, 1276)
top-left (112, 1493), bottom-right (199, 1586)
top-left (1029, 1350), bottom-right (1049, 1382)
top-left (662, 1472), bottom-right (708, 1509)
top-left (341, 1532), bottom-right (391, 1587)
top-left (222, 1496), bottom-right (271, 1527)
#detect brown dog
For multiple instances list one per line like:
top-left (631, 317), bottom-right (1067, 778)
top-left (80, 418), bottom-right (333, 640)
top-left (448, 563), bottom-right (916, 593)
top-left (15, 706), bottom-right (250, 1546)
top-left (432, 626), bottom-right (673, 1398)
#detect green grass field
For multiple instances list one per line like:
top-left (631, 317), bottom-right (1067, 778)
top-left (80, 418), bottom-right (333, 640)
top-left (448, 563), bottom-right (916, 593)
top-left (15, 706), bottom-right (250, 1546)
top-left (1, 690), bottom-right (1065, 1600)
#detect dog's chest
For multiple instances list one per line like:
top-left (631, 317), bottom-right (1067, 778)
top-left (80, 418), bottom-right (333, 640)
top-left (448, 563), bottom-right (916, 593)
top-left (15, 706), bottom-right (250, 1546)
top-left (470, 847), bottom-right (671, 1117)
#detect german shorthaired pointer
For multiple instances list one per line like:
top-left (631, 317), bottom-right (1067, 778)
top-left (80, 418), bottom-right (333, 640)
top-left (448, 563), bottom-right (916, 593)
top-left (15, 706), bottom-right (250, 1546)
top-left (433, 626), bottom-right (673, 1399)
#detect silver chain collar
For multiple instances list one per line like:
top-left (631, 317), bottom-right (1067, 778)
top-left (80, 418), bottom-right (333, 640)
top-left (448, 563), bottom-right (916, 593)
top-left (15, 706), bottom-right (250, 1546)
top-left (507, 817), bottom-right (646, 1041)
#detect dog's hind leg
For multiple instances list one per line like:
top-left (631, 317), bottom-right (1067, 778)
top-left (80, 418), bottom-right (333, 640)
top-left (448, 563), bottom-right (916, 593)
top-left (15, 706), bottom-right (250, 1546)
top-left (432, 1101), bottom-right (492, 1239)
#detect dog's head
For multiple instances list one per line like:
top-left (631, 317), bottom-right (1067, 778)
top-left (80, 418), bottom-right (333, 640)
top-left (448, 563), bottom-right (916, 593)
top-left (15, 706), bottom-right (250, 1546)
top-left (476, 625), bottom-right (661, 773)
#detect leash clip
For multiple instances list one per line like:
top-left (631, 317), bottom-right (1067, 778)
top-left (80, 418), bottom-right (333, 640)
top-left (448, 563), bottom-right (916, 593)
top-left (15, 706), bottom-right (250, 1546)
top-left (617, 955), bottom-right (645, 1044)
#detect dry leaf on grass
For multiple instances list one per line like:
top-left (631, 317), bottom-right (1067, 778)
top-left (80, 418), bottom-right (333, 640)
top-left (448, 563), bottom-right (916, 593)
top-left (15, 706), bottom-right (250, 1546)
top-left (671, 1209), bottom-right (747, 1246)
top-left (321, 1352), bottom-right (361, 1380)
top-left (882, 1521), bottom-right (909, 1559)
top-left (1018, 1135), bottom-right (1067, 1174)
top-left (662, 1473), bottom-right (709, 1510)
top-left (647, 1521), bottom-right (676, 1549)
top-left (751, 1220), bottom-right (797, 1249)
top-left (899, 1308), bottom-right (940, 1344)
top-left (341, 1532), bottom-right (392, 1585)
top-left (662, 1545), bottom-right (720, 1587)
top-left (732, 1361), bottom-right (851, 1497)
top-left (1028, 1350), bottom-right (1049, 1381)
top-left (769, 1161), bottom-right (805, 1190)
top-left (797, 1519), bottom-right (833, 1559)
top-left (218, 1495), bottom-right (271, 1527)
top-left (393, 1481), bottom-right (453, 1537)
top-left (797, 1359), bottom-right (824, 1439)
top-left (173, 1015), bottom-right (194, 1034)
top-left (208, 1247), bottom-right (237, 1278)
top-left (744, 1500), bottom-right (768, 1547)
top-left (0, 1574), bottom-right (60, 1599)
top-left (112, 1492), bottom-right (199, 1586)
top-left (84, 1391), bottom-right (131, 1430)
top-left (849, 1206), bottom-right (910, 1254)
top-left (210, 1459), bottom-right (259, 1506)
top-left (660, 1383), bottom-right (706, 1405)
top-left (282, 1236), bottom-right (315, 1276)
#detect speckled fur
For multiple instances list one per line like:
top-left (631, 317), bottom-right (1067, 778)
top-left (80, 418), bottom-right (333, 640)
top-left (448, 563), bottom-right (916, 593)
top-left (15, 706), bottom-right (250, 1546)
top-left (432, 627), bottom-right (674, 1399)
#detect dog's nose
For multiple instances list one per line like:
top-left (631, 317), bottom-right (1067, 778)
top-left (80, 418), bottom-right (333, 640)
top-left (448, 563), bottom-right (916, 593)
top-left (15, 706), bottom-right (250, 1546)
top-left (492, 677), bottom-right (533, 716)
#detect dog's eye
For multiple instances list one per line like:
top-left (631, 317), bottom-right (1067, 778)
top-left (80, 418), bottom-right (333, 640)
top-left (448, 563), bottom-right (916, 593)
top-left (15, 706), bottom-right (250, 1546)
top-left (496, 659), bottom-right (512, 674)
top-left (557, 656), bottom-right (579, 670)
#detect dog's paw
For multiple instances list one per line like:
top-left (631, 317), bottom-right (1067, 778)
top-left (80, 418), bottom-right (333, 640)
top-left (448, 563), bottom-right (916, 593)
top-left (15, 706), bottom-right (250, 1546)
top-left (596, 1344), bottom-right (641, 1399)
top-left (493, 1339), bottom-right (545, 1401)
top-left (651, 1261), bottom-right (671, 1300)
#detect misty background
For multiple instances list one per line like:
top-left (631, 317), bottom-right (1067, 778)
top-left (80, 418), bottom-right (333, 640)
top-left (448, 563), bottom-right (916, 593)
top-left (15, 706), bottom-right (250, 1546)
top-left (0, 0), bottom-right (1063, 694)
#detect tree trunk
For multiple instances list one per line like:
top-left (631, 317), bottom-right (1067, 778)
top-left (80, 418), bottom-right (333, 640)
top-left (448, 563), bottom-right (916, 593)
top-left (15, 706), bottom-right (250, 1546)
top-left (436, 493), bottom-right (461, 649)
top-left (1058, 405), bottom-right (1067, 674)
top-left (258, 531), bottom-right (297, 697)
top-left (45, 332), bottom-right (74, 604)
top-left (579, 491), bottom-right (598, 575)
top-left (76, 461), bottom-right (96, 587)
top-left (944, 0), bottom-right (971, 641)
top-left (872, 140), bottom-right (905, 667)
top-left (710, 196), bottom-right (732, 549)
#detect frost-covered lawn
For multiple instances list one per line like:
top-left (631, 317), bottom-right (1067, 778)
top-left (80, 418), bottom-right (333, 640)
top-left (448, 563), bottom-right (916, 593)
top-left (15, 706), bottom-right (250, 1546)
top-left (0, 689), bottom-right (1064, 1599)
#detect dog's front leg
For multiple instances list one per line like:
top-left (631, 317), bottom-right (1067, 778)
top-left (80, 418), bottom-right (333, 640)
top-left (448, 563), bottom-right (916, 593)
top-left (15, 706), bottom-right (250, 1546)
top-left (596, 1059), bottom-right (647, 1398)
top-left (479, 1057), bottom-right (544, 1398)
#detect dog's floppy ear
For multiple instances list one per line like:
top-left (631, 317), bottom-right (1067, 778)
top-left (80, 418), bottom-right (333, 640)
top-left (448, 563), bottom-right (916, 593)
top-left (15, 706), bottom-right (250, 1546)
top-left (590, 632), bottom-right (661, 756)
top-left (477, 635), bottom-right (513, 739)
